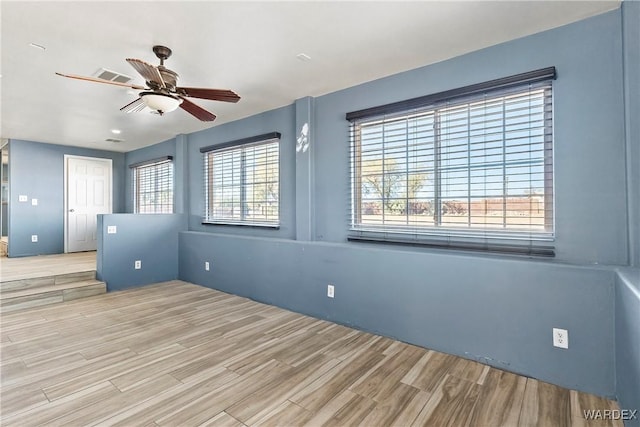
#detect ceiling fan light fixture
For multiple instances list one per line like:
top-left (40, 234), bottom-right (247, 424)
top-left (140, 92), bottom-right (182, 113)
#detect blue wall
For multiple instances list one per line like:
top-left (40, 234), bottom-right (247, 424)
top-left (617, 1), bottom-right (640, 415)
top-left (97, 213), bottom-right (186, 291)
top-left (124, 137), bottom-right (176, 213)
top-left (180, 232), bottom-right (616, 396)
top-left (615, 269), bottom-right (640, 422)
top-left (172, 9), bottom-right (633, 398)
top-left (623, 1), bottom-right (640, 269)
top-left (8, 139), bottom-right (125, 257)
top-left (313, 10), bottom-right (627, 265)
top-left (186, 105), bottom-right (297, 239)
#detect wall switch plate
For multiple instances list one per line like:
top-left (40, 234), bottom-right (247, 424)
top-left (553, 328), bottom-right (569, 349)
top-left (31, 198), bottom-right (38, 206)
top-left (205, 261), bottom-right (210, 271)
top-left (19, 195), bottom-right (28, 202)
top-left (134, 260), bottom-right (141, 270)
top-left (31, 234), bottom-right (38, 243)
top-left (327, 284), bottom-right (335, 298)
top-left (107, 226), bottom-right (117, 234)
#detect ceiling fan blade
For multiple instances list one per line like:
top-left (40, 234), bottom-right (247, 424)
top-left (175, 87), bottom-right (240, 103)
top-left (126, 58), bottom-right (165, 88)
top-left (120, 98), bottom-right (146, 113)
top-left (178, 97), bottom-right (216, 121)
top-left (55, 72), bottom-right (145, 90)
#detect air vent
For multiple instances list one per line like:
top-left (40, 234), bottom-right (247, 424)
top-left (105, 138), bottom-right (124, 143)
top-left (94, 68), bottom-right (132, 84)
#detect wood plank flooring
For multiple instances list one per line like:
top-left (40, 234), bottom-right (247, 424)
top-left (0, 251), bottom-right (96, 283)
top-left (0, 280), bottom-right (621, 426)
top-left (0, 238), bottom-right (7, 258)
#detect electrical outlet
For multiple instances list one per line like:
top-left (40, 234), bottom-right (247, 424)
top-left (327, 284), bottom-right (335, 298)
top-left (31, 234), bottom-right (38, 243)
top-left (134, 260), bottom-right (141, 270)
top-left (553, 328), bottom-right (569, 349)
top-left (31, 198), bottom-right (38, 206)
top-left (19, 195), bottom-right (28, 202)
top-left (107, 226), bottom-right (117, 234)
top-left (205, 261), bottom-right (210, 271)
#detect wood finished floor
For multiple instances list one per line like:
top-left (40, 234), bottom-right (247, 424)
top-left (0, 251), bottom-right (96, 283)
top-left (0, 280), bottom-right (621, 426)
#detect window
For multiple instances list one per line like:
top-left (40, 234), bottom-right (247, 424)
top-left (131, 157), bottom-right (174, 214)
top-left (347, 68), bottom-right (555, 255)
top-left (202, 133), bottom-right (280, 227)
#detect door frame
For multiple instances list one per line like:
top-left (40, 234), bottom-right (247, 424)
top-left (64, 155), bottom-right (113, 253)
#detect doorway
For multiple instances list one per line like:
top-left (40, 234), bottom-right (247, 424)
top-left (1, 142), bottom-right (8, 256)
top-left (64, 155), bottom-right (112, 253)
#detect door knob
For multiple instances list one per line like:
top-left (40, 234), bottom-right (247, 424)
top-left (69, 209), bottom-right (75, 212)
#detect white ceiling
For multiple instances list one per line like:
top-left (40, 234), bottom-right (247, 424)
top-left (1, 1), bottom-right (620, 153)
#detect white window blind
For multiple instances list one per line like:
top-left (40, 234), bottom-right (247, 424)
top-left (131, 157), bottom-right (174, 214)
top-left (347, 68), bottom-right (555, 255)
top-left (202, 133), bottom-right (280, 227)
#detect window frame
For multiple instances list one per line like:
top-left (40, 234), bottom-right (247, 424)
top-left (201, 132), bottom-right (281, 228)
top-left (130, 156), bottom-right (174, 214)
top-left (346, 68), bottom-right (556, 256)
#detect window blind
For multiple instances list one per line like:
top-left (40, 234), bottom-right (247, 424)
top-left (347, 69), bottom-right (555, 256)
top-left (203, 134), bottom-right (280, 227)
top-left (131, 157), bottom-right (174, 214)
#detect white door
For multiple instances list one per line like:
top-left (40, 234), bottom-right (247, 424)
top-left (65, 156), bottom-right (112, 252)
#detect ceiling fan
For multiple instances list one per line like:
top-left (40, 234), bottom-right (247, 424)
top-left (56, 45), bottom-right (240, 122)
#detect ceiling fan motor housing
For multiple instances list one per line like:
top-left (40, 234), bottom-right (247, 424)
top-left (158, 66), bottom-right (178, 90)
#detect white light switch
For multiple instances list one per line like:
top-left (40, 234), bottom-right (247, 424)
top-left (205, 261), bottom-right (210, 271)
top-left (19, 195), bottom-right (28, 202)
top-left (107, 226), bottom-right (117, 234)
top-left (31, 198), bottom-right (38, 206)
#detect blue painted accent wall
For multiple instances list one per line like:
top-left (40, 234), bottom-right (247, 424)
top-left (186, 105), bottom-right (296, 239)
top-left (313, 9), bottom-right (627, 265)
top-left (97, 213), bottom-right (186, 291)
top-left (179, 232), bottom-right (616, 396)
top-left (174, 135), bottom-right (189, 214)
top-left (173, 9), bottom-right (632, 399)
top-left (615, 269), bottom-right (640, 422)
top-left (623, 0), bottom-right (640, 268)
top-left (124, 138), bottom-right (176, 213)
top-left (617, 3), bottom-right (640, 416)
top-left (8, 139), bottom-right (125, 257)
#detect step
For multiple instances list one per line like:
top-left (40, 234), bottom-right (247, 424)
top-left (1, 270), bottom-right (96, 292)
top-left (0, 279), bottom-right (106, 313)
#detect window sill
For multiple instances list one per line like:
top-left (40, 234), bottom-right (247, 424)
top-left (202, 221), bottom-right (280, 229)
top-left (347, 234), bottom-right (555, 257)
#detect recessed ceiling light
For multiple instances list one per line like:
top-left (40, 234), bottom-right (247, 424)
top-left (111, 129), bottom-right (121, 135)
top-left (28, 42), bottom-right (46, 51)
top-left (296, 53), bottom-right (311, 62)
